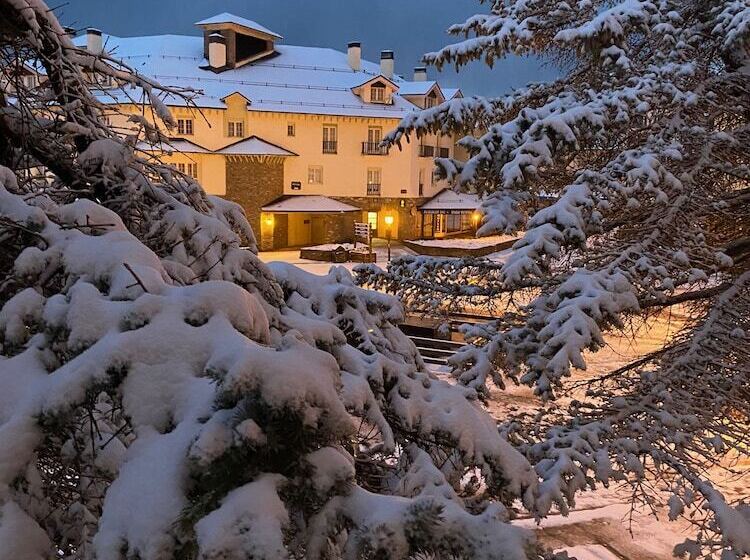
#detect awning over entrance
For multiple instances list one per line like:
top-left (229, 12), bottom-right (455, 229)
top-left (134, 136), bottom-right (296, 157)
top-left (134, 138), bottom-right (210, 154)
top-left (419, 189), bottom-right (479, 214)
top-left (261, 195), bottom-right (360, 213)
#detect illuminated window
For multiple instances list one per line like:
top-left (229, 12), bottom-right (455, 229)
top-left (367, 211), bottom-right (378, 233)
top-left (308, 165), bottom-right (323, 184)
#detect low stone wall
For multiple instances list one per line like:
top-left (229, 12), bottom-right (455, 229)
top-left (299, 247), bottom-right (377, 263)
top-left (403, 237), bottom-right (517, 258)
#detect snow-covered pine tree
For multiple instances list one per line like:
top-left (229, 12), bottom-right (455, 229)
top-left (358, 0), bottom-right (750, 557)
top-left (0, 2), bottom-right (570, 559)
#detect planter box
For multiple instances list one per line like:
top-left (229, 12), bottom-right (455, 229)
top-left (349, 251), bottom-right (376, 263)
top-left (299, 248), bottom-right (336, 262)
top-left (299, 246), bottom-right (376, 263)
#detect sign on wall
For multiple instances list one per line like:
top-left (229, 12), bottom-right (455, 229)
top-left (291, 181), bottom-right (302, 190)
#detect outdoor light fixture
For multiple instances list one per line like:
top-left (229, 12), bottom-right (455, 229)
top-left (384, 214), bottom-right (394, 262)
top-left (264, 215), bottom-right (274, 227)
top-left (471, 211), bottom-right (481, 230)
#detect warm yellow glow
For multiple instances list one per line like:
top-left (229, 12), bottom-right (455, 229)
top-left (263, 215), bottom-right (275, 227)
top-left (384, 214), bottom-right (394, 226)
top-left (471, 211), bottom-right (482, 224)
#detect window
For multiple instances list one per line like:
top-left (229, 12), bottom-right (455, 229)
top-left (368, 127), bottom-right (382, 145)
top-left (426, 92), bottom-right (438, 108)
top-left (23, 74), bottom-right (36, 89)
top-left (308, 165), bottom-right (323, 184)
top-left (362, 127), bottom-right (388, 155)
top-left (176, 162), bottom-right (198, 179)
top-left (322, 125), bottom-right (337, 154)
top-left (367, 211), bottom-right (378, 234)
top-left (370, 83), bottom-right (386, 103)
top-left (367, 168), bottom-right (381, 196)
top-left (227, 121), bottom-right (244, 137)
top-left (418, 169), bottom-right (425, 197)
top-left (177, 118), bottom-right (193, 135)
top-left (287, 123), bottom-right (296, 137)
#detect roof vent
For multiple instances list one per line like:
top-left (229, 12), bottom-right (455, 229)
top-left (413, 66), bottom-right (427, 82)
top-left (86, 28), bottom-right (102, 54)
top-left (348, 41), bottom-right (361, 71)
top-left (380, 50), bottom-right (394, 80)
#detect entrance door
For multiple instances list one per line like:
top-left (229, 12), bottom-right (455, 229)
top-left (311, 216), bottom-right (325, 244)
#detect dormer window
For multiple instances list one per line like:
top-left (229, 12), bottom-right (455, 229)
top-left (196, 13), bottom-right (283, 72)
top-left (351, 76), bottom-right (398, 105)
top-left (370, 83), bottom-right (386, 103)
top-left (426, 91), bottom-right (438, 108)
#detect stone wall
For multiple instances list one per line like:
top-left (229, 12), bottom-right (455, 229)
top-left (224, 155), bottom-right (285, 249)
top-left (333, 196), bottom-right (428, 240)
top-left (316, 212), bottom-right (358, 245)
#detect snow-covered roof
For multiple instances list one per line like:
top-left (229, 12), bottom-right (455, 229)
top-left (398, 81), bottom-right (438, 96)
top-left (262, 196), bottom-right (360, 213)
top-left (72, 22), bottom-right (456, 118)
top-left (442, 88), bottom-right (462, 100)
top-left (134, 135), bottom-right (295, 157)
top-left (135, 138), bottom-right (210, 154)
top-left (215, 136), bottom-right (297, 156)
top-left (419, 189), bottom-right (479, 212)
top-left (195, 13), bottom-right (283, 39)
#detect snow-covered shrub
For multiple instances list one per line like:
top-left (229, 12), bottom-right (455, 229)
top-left (358, 0), bottom-right (750, 557)
top-left (0, 2), bottom-right (565, 559)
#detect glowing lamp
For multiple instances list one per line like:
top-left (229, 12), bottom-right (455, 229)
top-left (263, 215), bottom-right (275, 227)
top-left (384, 214), bottom-right (394, 226)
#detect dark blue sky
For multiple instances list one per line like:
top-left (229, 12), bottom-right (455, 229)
top-left (56, 0), bottom-right (556, 96)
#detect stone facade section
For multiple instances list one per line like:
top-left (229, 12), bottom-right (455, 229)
top-left (224, 155), bottom-right (285, 249)
top-left (334, 196), bottom-right (429, 240)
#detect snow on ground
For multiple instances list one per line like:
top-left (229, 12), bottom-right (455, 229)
top-left (259, 241), bottom-right (415, 274)
top-left (407, 235), bottom-right (516, 248)
top-left (300, 242), bottom-right (371, 253)
top-left (431, 307), bottom-right (712, 559)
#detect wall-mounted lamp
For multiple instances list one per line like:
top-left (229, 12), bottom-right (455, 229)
top-left (471, 211), bottom-right (482, 230)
